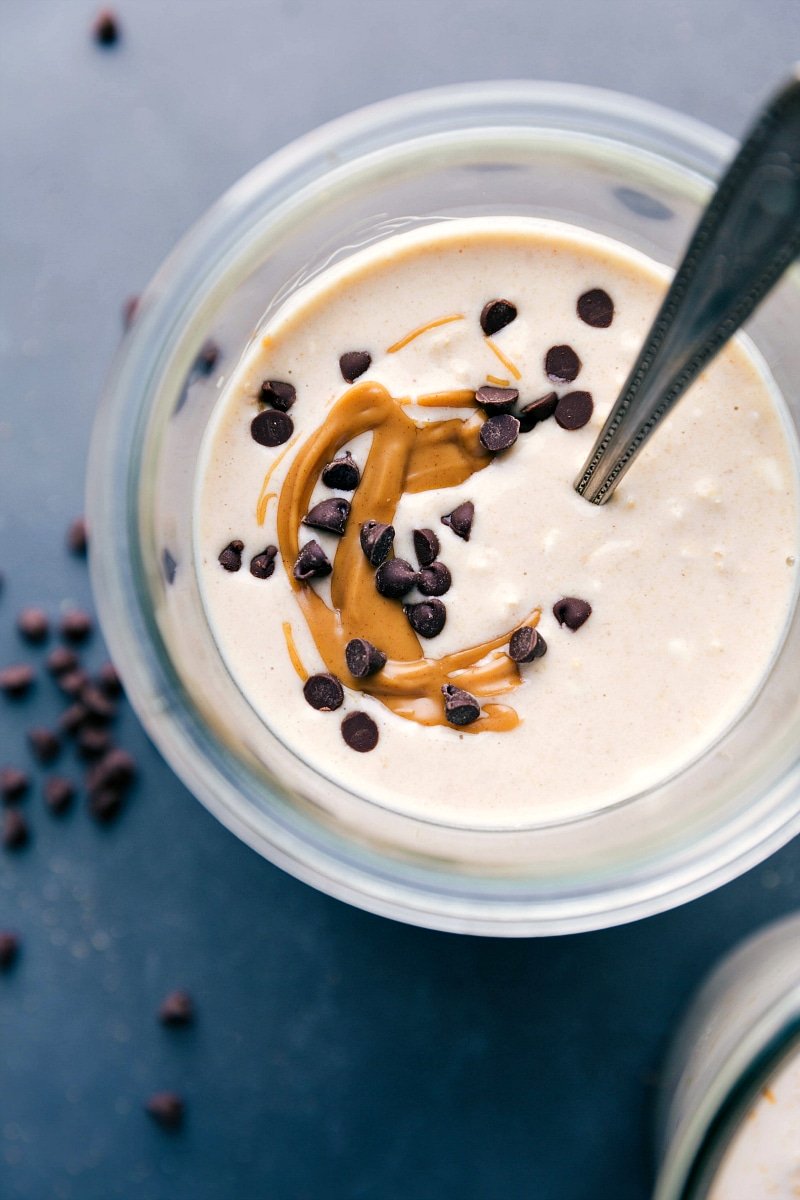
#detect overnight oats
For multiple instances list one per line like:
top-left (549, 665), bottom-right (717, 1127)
top-left (194, 217), bottom-right (798, 826)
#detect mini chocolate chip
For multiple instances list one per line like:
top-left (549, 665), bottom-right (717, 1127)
top-left (480, 299), bottom-right (517, 336)
top-left (577, 288), bottom-right (614, 328)
top-left (77, 727), bottom-right (113, 760)
top-left (88, 788), bottom-right (124, 823)
top-left (0, 664), bottom-right (35, 697)
top-left (302, 673), bottom-right (344, 712)
top-left (545, 344), bottom-right (581, 384)
top-left (555, 391), bottom-right (593, 431)
top-left (218, 540), bottom-right (244, 572)
top-left (17, 608), bottom-right (49, 644)
top-left (302, 497), bottom-right (351, 536)
top-left (553, 597), bottom-right (592, 631)
top-left (341, 711), bottom-right (379, 753)
top-left (67, 517), bottom-right (89, 556)
top-left (46, 646), bottom-right (78, 676)
top-left (27, 728), bottom-right (60, 765)
top-left (345, 638), bottom-right (387, 678)
top-left (1, 767), bottom-right (29, 802)
top-left (60, 610), bottom-right (93, 642)
top-left (145, 1092), bottom-right (185, 1130)
top-left (195, 340), bottom-right (220, 375)
top-left (509, 626), bottom-right (547, 663)
top-left (403, 598), bottom-right (446, 639)
top-left (441, 684), bottom-right (481, 726)
top-left (518, 392), bottom-right (558, 433)
top-left (251, 409), bottom-right (293, 447)
top-left (59, 703), bottom-right (89, 735)
top-left (96, 662), bottom-right (123, 696)
top-left (250, 546), bottom-right (278, 579)
top-left (412, 528), bottom-right (439, 567)
top-left (0, 931), bottom-right (20, 970)
top-left (58, 669), bottom-right (89, 698)
top-left (360, 521), bottom-right (395, 567)
top-left (86, 748), bottom-right (136, 793)
top-left (293, 540), bottom-right (332, 583)
top-left (480, 413), bottom-right (520, 453)
top-left (162, 548), bottom-right (177, 585)
top-left (92, 8), bottom-right (119, 45)
top-left (475, 385), bottom-right (519, 414)
top-left (159, 989), bottom-right (194, 1027)
top-left (441, 501), bottom-right (474, 541)
top-left (44, 776), bottom-right (75, 815)
top-left (339, 351), bottom-right (371, 383)
top-left (375, 558), bottom-right (417, 599)
top-left (417, 561), bottom-right (451, 597)
top-left (259, 380), bottom-right (296, 412)
top-left (321, 452), bottom-right (360, 491)
top-left (122, 295), bottom-right (139, 329)
top-left (3, 809), bottom-right (29, 850)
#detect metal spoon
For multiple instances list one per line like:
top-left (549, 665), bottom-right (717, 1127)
top-left (575, 69), bottom-right (800, 505)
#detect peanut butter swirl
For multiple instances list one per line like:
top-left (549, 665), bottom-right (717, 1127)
top-left (276, 381), bottom-right (539, 732)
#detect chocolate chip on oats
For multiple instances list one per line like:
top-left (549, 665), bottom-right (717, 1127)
top-left (195, 340), bottom-right (220, 375)
top-left (46, 646), bottom-right (78, 677)
top-left (92, 8), bottom-right (120, 45)
top-left (339, 351), bottom-right (372, 383)
top-left (67, 517), bottom-right (89, 557)
top-left (555, 391), bottom-right (593, 431)
top-left (59, 703), bottom-right (88, 734)
top-left (303, 673), bottom-right (344, 712)
top-left (86, 748), bottom-right (136, 793)
top-left (545, 344), bottom-right (581, 384)
top-left (412, 528), bottom-right (439, 567)
top-left (302, 497), bottom-right (351, 536)
top-left (259, 380), bottom-right (296, 412)
top-left (518, 392), bottom-right (558, 433)
top-left (403, 598), bottom-right (446, 639)
top-left (441, 501), bottom-right (474, 542)
top-left (145, 1092), bottom-right (185, 1130)
top-left (553, 596), bottom-right (592, 630)
top-left (57, 669), bottom-right (89, 699)
top-left (122, 295), bottom-right (139, 329)
top-left (480, 413), bottom-right (520, 453)
top-left (293, 540), bottom-right (332, 583)
top-left (417, 561), bottom-right (451, 597)
top-left (159, 989), bottom-right (195, 1027)
top-left (77, 727), bottom-right (112, 760)
top-left (250, 546), bottom-right (278, 579)
top-left (3, 809), bottom-right (29, 850)
top-left (1, 767), bottom-right (29, 803)
top-left (577, 288), bottom-right (614, 328)
top-left (218, 540), bottom-right (244, 572)
top-left (509, 626), bottom-right (547, 663)
top-left (44, 776), bottom-right (75, 815)
top-left (251, 408), bottom-right (294, 447)
top-left (17, 608), bottom-right (49, 644)
top-left (360, 521), bottom-right (395, 567)
top-left (162, 548), bottom-right (177, 585)
top-left (81, 684), bottom-right (117, 722)
top-left (0, 664), bottom-right (35, 697)
top-left (0, 931), bottom-right (20, 970)
top-left (341, 711), bottom-right (379, 753)
top-left (60, 609), bottom-right (93, 642)
top-left (321, 451), bottom-right (360, 491)
top-left (375, 558), bottom-right (417, 599)
top-left (96, 662), bottom-right (123, 697)
top-left (27, 728), bottom-right (60, 765)
top-left (475, 385), bottom-right (519, 414)
top-left (344, 638), bottom-right (387, 679)
top-left (441, 684), bottom-right (481, 726)
top-left (480, 299), bottom-right (517, 336)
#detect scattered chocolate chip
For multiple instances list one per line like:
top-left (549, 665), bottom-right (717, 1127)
top-left (403, 598), bottom-right (446, 639)
top-left (292, 540), bottom-right (332, 583)
top-left (475, 385), bottom-right (519, 414)
top-left (302, 673), bottom-right (344, 712)
top-left (0, 664), bottom-right (35, 697)
top-left (46, 646), bottom-right (78, 677)
top-left (577, 288), bottom-right (614, 328)
top-left (43, 776), bottom-right (75, 815)
top-left (545, 344), bottom-right (581, 384)
top-left (58, 669), bottom-right (89, 699)
top-left (218, 540), bottom-right (244, 572)
top-left (321, 451), bottom-right (360, 491)
top-left (480, 299), bottom-right (517, 336)
top-left (412, 528), bottom-right (439, 567)
top-left (553, 596), bottom-right (592, 631)
top-left (417, 561), bottom-right (451, 597)
top-left (360, 521), bottom-right (395, 567)
top-left (480, 413), bottom-right (520, 453)
top-left (145, 1092), bottom-right (185, 1130)
top-left (344, 638), bottom-right (387, 679)
top-left (375, 558), bottom-right (417, 599)
top-left (195, 340), bottom-right (220, 375)
top-left (302, 497), bottom-right (351, 536)
top-left (1, 767), bottom-right (29, 803)
top-left (3, 809), bottom-right (29, 850)
top-left (441, 684), bottom-right (481, 726)
top-left (249, 546), bottom-right (278, 579)
top-left (92, 8), bottom-right (119, 46)
top-left (555, 391), bottom-right (593, 431)
top-left (27, 728), bottom-right (60, 765)
top-left (341, 711), bottom-right (379, 753)
top-left (441, 501), bottom-right (474, 542)
top-left (86, 748), bottom-right (136, 793)
top-left (509, 626), bottom-right (547, 663)
top-left (60, 609), bottom-right (93, 643)
top-left (88, 788), bottom-right (124, 823)
top-left (122, 295), bottom-right (139, 329)
top-left (96, 661), bottom-right (123, 697)
top-left (251, 409), bottom-right (294, 447)
top-left (159, 989), bottom-right (194, 1027)
top-left (162, 548), bottom-right (177, 585)
top-left (339, 351), bottom-right (371, 383)
top-left (0, 931), bottom-right (20, 970)
top-left (518, 392), bottom-right (558, 433)
top-left (59, 703), bottom-right (89, 735)
top-left (67, 517), bottom-right (89, 557)
top-left (258, 380), bottom-right (296, 412)
top-left (17, 608), bottom-right (49, 644)
top-left (77, 727), bottom-right (113, 760)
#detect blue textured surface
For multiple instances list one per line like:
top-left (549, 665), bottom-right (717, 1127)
top-left (1, 2), bottom-right (799, 1197)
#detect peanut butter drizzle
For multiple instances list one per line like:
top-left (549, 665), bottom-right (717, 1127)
top-left (256, 437), bottom-right (297, 525)
top-left (281, 621), bottom-right (308, 682)
top-left (485, 337), bottom-right (521, 380)
top-left (486, 374), bottom-right (511, 387)
top-left (276, 381), bottom-right (536, 733)
top-left (386, 313), bottom-right (464, 353)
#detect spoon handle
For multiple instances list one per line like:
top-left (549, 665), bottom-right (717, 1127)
top-left (575, 69), bottom-right (800, 505)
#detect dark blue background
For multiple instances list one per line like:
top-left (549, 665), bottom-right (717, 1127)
top-left (2, 2), bottom-right (799, 1197)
